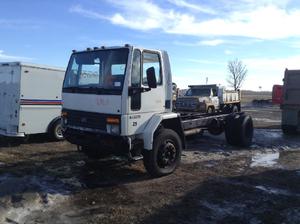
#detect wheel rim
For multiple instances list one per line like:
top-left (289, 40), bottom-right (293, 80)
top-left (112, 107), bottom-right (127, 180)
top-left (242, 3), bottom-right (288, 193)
top-left (55, 124), bottom-right (63, 139)
top-left (157, 140), bottom-right (177, 168)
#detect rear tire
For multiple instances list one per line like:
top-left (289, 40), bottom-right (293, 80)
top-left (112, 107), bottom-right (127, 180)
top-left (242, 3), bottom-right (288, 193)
top-left (208, 118), bottom-right (223, 135)
top-left (143, 129), bottom-right (182, 177)
top-left (50, 119), bottom-right (64, 140)
top-left (207, 106), bottom-right (215, 114)
top-left (232, 105), bottom-right (239, 113)
top-left (225, 114), bottom-right (253, 147)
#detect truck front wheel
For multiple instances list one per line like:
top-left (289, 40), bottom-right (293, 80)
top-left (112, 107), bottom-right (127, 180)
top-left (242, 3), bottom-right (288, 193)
top-left (143, 129), bottom-right (182, 177)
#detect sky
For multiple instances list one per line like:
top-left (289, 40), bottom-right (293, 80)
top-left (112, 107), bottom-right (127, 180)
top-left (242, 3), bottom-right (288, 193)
top-left (1, 0), bottom-right (300, 91)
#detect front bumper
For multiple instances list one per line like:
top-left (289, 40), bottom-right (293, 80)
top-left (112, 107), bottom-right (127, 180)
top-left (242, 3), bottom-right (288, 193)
top-left (0, 129), bottom-right (25, 137)
top-left (63, 127), bottom-right (129, 154)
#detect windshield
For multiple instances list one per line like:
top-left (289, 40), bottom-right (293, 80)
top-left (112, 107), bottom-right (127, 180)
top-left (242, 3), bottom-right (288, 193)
top-left (63, 48), bottom-right (129, 95)
top-left (185, 88), bottom-right (211, 96)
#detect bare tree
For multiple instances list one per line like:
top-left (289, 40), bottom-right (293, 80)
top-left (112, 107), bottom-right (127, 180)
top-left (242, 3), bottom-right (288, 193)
top-left (227, 58), bottom-right (248, 90)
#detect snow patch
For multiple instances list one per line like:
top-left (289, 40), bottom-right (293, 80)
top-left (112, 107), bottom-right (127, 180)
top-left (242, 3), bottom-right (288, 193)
top-left (0, 174), bottom-right (71, 224)
top-left (250, 152), bottom-right (279, 167)
top-left (253, 118), bottom-right (281, 123)
top-left (255, 185), bottom-right (300, 197)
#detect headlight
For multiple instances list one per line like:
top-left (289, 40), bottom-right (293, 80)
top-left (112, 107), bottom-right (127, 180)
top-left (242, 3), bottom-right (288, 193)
top-left (106, 124), bottom-right (120, 135)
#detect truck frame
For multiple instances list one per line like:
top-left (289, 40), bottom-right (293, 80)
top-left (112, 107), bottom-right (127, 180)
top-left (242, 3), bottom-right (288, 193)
top-left (61, 45), bottom-right (253, 177)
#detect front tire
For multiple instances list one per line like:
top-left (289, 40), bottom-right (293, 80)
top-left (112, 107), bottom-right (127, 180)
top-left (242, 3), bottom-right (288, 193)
top-left (143, 129), bottom-right (182, 177)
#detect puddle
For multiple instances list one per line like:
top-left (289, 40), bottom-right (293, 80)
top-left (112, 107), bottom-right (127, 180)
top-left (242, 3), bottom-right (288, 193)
top-left (255, 185), bottom-right (300, 197)
top-left (253, 118), bottom-right (281, 123)
top-left (255, 129), bottom-right (282, 139)
top-left (250, 152), bottom-right (280, 167)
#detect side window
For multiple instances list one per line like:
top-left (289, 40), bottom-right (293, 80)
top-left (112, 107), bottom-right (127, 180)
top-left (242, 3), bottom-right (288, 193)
top-left (142, 52), bottom-right (162, 86)
top-left (65, 60), bottom-right (78, 87)
top-left (131, 50), bottom-right (141, 87)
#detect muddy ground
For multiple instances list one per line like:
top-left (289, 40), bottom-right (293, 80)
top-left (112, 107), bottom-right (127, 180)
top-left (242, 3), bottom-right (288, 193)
top-left (0, 104), bottom-right (299, 224)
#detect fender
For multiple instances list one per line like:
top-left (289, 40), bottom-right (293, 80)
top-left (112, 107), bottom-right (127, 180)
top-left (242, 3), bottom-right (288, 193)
top-left (47, 116), bottom-right (61, 132)
top-left (142, 112), bottom-right (185, 150)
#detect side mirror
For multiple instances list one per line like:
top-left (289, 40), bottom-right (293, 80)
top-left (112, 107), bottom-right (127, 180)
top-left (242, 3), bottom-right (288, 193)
top-left (146, 67), bottom-right (157, 89)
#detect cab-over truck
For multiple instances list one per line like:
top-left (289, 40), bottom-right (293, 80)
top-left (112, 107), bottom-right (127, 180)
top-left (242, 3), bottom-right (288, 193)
top-left (61, 45), bottom-right (253, 177)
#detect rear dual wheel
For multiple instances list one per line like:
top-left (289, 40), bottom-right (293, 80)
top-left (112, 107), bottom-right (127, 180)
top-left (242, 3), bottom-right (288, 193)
top-left (225, 113), bottom-right (253, 147)
top-left (143, 129), bottom-right (182, 177)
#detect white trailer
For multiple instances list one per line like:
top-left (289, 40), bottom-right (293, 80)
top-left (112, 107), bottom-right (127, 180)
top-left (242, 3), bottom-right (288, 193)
top-left (281, 69), bottom-right (300, 134)
top-left (0, 62), bottom-right (65, 139)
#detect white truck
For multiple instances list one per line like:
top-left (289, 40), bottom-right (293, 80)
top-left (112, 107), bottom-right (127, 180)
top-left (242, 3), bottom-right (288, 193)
top-left (0, 62), bottom-right (65, 140)
top-left (175, 84), bottom-right (241, 113)
top-left (281, 69), bottom-right (300, 134)
top-left (61, 45), bottom-right (253, 177)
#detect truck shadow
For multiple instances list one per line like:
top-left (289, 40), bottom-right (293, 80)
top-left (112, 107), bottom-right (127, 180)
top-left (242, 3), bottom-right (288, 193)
top-left (141, 168), bottom-right (300, 224)
top-left (0, 149), bottom-right (148, 201)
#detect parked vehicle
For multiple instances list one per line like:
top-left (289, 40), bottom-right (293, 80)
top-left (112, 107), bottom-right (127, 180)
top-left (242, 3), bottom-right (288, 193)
top-left (272, 84), bottom-right (283, 105)
top-left (0, 62), bottom-right (65, 139)
top-left (175, 84), bottom-right (241, 113)
top-left (61, 45), bottom-right (253, 177)
top-left (281, 69), bottom-right (300, 134)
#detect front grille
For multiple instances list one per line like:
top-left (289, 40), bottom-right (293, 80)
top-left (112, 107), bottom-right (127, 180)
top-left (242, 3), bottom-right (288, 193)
top-left (64, 109), bottom-right (119, 131)
top-left (176, 99), bottom-right (198, 110)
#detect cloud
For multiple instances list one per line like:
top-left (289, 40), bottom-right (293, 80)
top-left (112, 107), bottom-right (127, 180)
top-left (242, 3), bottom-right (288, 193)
top-left (70, 1), bottom-right (300, 40)
top-left (173, 39), bottom-right (225, 47)
top-left (0, 50), bottom-right (34, 61)
top-left (224, 50), bottom-right (233, 55)
top-left (241, 55), bottom-right (300, 90)
top-left (186, 58), bottom-right (225, 65)
top-left (199, 39), bottom-right (225, 46)
top-left (168, 0), bottom-right (216, 14)
top-left (69, 5), bottom-right (108, 20)
top-left (0, 19), bottom-right (41, 29)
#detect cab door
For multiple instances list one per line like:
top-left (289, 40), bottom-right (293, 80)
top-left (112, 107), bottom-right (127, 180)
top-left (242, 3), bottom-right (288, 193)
top-left (128, 49), bottom-right (165, 134)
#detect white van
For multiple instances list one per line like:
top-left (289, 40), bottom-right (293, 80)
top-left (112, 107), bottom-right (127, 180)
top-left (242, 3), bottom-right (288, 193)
top-left (0, 62), bottom-right (65, 139)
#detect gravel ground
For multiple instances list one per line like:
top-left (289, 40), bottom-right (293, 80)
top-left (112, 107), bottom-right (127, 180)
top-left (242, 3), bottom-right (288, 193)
top-left (0, 104), bottom-right (299, 224)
